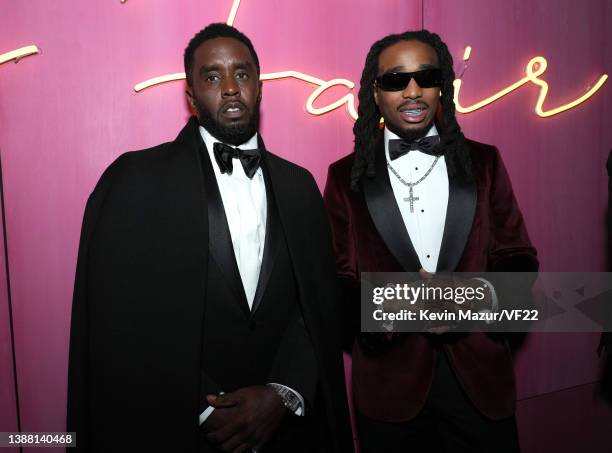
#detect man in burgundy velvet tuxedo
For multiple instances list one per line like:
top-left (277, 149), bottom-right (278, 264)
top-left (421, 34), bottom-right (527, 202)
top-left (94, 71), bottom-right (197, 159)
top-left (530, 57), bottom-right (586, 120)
top-left (324, 30), bottom-right (538, 452)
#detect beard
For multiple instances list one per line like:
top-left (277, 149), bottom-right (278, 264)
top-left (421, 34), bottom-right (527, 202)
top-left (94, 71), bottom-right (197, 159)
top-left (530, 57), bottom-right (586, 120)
top-left (386, 120), bottom-right (434, 143)
top-left (194, 97), bottom-right (261, 146)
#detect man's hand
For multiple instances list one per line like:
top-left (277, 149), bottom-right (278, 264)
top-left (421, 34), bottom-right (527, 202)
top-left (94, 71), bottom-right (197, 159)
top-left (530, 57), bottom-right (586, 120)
top-left (204, 385), bottom-right (288, 453)
top-left (419, 269), bottom-right (492, 334)
top-left (420, 269), bottom-right (492, 311)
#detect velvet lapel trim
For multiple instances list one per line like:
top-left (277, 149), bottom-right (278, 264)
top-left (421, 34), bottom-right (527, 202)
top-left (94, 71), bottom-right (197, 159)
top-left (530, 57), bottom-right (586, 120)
top-left (362, 138), bottom-right (421, 271)
top-left (433, 161), bottom-right (476, 271)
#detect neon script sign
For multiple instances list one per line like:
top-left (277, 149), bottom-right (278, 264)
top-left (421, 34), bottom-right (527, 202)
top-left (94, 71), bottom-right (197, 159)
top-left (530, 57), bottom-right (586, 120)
top-left (0, 45), bottom-right (39, 66)
top-left (454, 46), bottom-right (608, 117)
top-left (132, 0), bottom-right (359, 120)
top-left (131, 0), bottom-right (607, 120)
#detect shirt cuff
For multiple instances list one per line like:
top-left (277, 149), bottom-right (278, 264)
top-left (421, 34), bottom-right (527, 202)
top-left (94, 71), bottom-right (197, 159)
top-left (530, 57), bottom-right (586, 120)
top-left (199, 405), bottom-right (215, 426)
top-left (267, 383), bottom-right (305, 416)
top-left (199, 391), bottom-right (224, 426)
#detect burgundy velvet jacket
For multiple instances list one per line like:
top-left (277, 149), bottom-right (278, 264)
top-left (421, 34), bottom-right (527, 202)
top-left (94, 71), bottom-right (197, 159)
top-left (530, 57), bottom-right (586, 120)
top-left (323, 137), bottom-right (538, 422)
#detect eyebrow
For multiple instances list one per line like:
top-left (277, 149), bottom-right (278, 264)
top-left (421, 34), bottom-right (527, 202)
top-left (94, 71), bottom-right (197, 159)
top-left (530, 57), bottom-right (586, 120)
top-left (233, 62), bottom-right (254, 71)
top-left (384, 63), bottom-right (439, 73)
top-left (199, 61), bottom-right (254, 75)
top-left (200, 64), bottom-right (220, 75)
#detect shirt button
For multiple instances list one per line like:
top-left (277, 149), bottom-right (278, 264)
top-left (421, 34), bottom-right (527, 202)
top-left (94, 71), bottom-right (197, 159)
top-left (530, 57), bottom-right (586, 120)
top-left (427, 254), bottom-right (431, 259)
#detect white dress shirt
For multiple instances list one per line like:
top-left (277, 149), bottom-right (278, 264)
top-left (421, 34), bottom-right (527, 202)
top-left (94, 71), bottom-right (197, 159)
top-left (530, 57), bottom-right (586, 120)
top-left (201, 126), bottom-right (266, 308)
top-left (385, 125), bottom-right (448, 272)
top-left (198, 126), bottom-right (304, 424)
top-left (385, 126), bottom-right (498, 312)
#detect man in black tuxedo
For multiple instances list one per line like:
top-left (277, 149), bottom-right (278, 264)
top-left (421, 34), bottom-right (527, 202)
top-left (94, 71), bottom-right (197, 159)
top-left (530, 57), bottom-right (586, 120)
top-left (67, 23), bottom-right (352, 453)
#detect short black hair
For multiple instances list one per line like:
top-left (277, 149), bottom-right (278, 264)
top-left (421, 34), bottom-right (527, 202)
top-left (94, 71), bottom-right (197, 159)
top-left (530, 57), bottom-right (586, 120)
top-left (184, 23), bottom-right (260, 86)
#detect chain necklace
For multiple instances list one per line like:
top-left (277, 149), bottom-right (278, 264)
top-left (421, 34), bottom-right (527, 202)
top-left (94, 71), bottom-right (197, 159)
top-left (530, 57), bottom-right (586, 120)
top-left (387, 155), bottom-right (440, 213)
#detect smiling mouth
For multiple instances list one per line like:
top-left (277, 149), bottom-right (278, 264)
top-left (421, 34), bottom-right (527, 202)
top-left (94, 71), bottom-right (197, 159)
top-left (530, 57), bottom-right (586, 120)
top-left (398, 104), bottom-right (428, 122)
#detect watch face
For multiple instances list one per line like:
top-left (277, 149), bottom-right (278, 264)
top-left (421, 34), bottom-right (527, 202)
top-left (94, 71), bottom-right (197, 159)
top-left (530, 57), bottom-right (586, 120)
top-left (285, 397), bottom-right (300, 412)
top-left (268, 384), bottom-right (301, 413)
top-left (280, 389), bottom-right (300, 411)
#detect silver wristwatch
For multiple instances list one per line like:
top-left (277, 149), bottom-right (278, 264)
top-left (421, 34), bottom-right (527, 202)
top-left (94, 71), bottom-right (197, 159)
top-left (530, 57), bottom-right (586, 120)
top-left (267, 383), bottom-right (301, 413)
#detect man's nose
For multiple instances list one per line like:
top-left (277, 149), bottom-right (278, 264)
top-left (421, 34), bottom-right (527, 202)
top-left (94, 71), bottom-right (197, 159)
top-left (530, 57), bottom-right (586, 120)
top-left (222, 76), bottom-right (240, 97)
top-left (402, 77), bottom-right (422, 99)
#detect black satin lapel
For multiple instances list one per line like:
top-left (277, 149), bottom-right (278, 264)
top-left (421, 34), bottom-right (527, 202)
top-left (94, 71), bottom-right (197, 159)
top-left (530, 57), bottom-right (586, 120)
top-left (198, 141), bottom-right (250, 317)
top-left (250, 157), bottom-right (280, 316)
top-left (362, 139), bottom-right (421, 271)
top-left (436, 169), bottom-right (477, 271)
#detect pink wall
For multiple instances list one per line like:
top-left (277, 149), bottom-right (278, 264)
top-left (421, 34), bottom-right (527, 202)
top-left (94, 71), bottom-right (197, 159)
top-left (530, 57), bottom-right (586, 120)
top-left (517, 382), bottom-right (612, 452)
top-left (1, 1), bottom-right (611, 451)
top-left (0, 159), bottom-right (19, 451)
top-left (422, 0), bottom-right (612, 405)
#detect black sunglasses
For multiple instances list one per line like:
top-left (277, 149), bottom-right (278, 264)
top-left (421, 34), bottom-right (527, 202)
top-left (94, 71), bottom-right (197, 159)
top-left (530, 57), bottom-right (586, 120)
top-left (374, 68), bottom-right (443, 91)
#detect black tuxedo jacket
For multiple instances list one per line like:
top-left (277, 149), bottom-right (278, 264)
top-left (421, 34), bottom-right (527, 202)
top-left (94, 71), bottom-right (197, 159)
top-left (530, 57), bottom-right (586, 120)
top-left (67, 117), bottom-right (353, 452)
top-left (197, 131), bottom-right (309, 399)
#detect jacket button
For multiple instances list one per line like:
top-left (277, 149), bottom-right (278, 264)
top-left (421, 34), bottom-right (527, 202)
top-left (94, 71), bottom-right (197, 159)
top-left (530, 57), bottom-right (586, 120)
top-left (250, 321), bottom-right (257, 331)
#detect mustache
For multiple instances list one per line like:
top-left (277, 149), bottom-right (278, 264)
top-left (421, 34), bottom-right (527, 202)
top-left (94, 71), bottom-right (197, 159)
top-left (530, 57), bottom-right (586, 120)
top-left (397, 101), bottom-right (429, 110)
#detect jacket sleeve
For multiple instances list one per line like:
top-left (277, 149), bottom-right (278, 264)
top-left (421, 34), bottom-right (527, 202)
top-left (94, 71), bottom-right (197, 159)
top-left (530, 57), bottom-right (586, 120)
top-left (323, 164), bottom-right (361, 352)
top-left (66, 183), bottom-right (108, 451)
top-left (487, 147), bottom-right (538, 272)
top-left (67, 154), bottom-right (221, 447)
top-left (266, 309), bottom-right (317, 408)
top-left (484, 148), bottom-right (538, 326)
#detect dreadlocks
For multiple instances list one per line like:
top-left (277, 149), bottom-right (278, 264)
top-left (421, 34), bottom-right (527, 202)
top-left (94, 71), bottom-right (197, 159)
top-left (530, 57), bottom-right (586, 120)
top-left (350, 30), bottom-right (473, 191)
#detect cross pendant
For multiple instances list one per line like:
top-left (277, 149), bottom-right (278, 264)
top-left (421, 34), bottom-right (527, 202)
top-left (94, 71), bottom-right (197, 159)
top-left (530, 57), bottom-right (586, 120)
top-left (403, 187), bottom-right (419, 213)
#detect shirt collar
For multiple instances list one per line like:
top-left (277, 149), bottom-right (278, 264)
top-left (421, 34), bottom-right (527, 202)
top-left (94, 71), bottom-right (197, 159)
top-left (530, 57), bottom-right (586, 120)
top-left (199, 125), bottom-right (260, 178)
top-left (198, 125), bottom-right (259, 152)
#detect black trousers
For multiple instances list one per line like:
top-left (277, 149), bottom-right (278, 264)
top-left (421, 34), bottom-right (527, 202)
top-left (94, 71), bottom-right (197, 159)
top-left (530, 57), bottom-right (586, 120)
top-left (357, 352), bottom-right (520, 453)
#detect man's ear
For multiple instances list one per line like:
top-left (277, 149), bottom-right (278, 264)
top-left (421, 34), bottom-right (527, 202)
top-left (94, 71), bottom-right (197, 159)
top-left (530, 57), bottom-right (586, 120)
top-left (257, 79), bottom-right (263, 102)
top-left (373, 86), bottom-right (380, 107)
top-left (186, 87), bottom-right (198, 117)
top-left (186, 87), bottom-right (195, 109)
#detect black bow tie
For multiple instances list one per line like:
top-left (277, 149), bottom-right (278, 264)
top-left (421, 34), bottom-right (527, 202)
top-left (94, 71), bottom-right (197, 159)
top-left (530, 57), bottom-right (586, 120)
top-left (212, 142), bottom-right (262, 179)
top-left (388, 135), bottom-right (441, 160)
